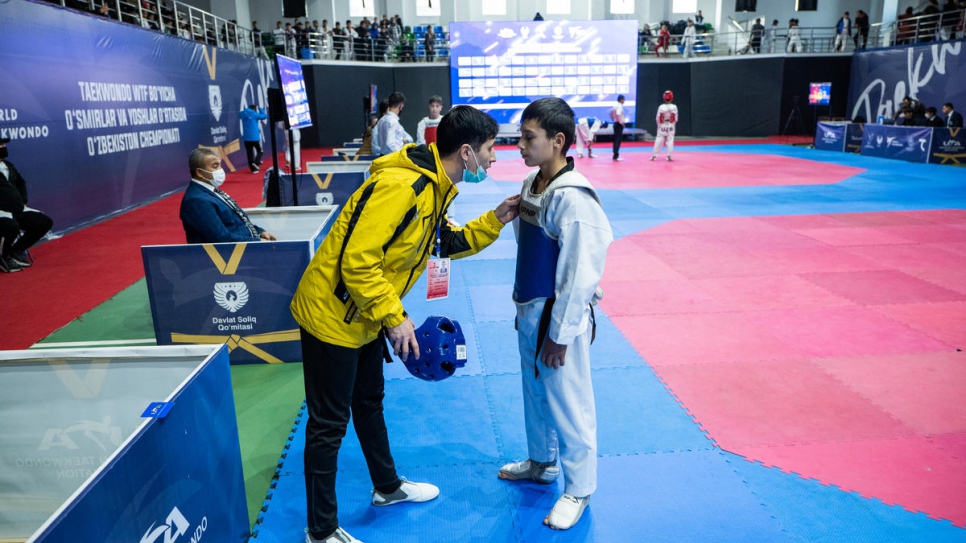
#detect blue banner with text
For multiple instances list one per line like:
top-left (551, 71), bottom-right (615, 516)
top-left (0, 0), bottom-right (274, 231)
top-left (860, 124), bottom-right (933, 163)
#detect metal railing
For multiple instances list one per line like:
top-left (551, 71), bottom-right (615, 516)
top-left (40, 0), bottom-right (268, 58)
top-left (636, 10), bottom-right (964, 59)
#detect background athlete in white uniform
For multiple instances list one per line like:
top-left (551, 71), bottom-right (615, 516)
top-left (574, 117), bottom-right (602, 158)
top-left (651, 90), bottom-right (678, 162)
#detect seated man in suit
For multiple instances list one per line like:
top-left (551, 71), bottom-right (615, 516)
top-left (179, 148), bottom-right (277, 244)
top-left (943, 102), bottom-right (963, 128)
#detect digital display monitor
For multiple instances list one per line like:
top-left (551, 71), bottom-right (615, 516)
top-left (449, 20), bottom-right (638, 124)
top-left (809, 82), bottom-right (831, 106)
top-left (276, 54), bottom-right (313, 129)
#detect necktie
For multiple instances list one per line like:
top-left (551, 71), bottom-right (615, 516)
top-left (214, 188), bottom-right (260, 238)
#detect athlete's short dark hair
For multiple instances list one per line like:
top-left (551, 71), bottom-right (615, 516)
top-left (387, 92), bottom-right (406, 108)
top-left (521, 97), bottom-right (575, 155)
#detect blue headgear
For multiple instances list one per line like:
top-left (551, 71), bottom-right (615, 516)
top-left (403, 315), bottom-right (468, 381)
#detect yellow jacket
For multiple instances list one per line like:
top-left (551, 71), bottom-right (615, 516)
top-left (291, 143), bottom-right (506, 348)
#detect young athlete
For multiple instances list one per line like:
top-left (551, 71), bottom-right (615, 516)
top-left (499, 97), bottom-right (612, 531)
top-left (651, 90), bottom-right (678, 162)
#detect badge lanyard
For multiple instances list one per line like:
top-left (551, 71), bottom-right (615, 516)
top-left (427, 191), bottom-right (452, 301)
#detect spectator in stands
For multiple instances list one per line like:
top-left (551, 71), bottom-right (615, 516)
top-left (92, 2), bottom-right (110, 17)
top-left (417, 95), bottom-right (444, 145)
top-left (682, 19), bottom-right (697, 59)
top-left (924, 107), bottom-right (945, 127)
top-left (344, 20), bottom-right (355, 59)
top-left (897, 7), bottom-right (916, 44)
top-left (787, 19), bottom-right (803, 53)
top-left (284, 22), bottom-right (297, 57)
top-left (834, 12), bottom-right (852, 52)
top-left (291, 105), bottom-right (519, 543)
top-left (180, 148), bottom-right (276, 244)
top-left (918, 0), bottom-right (942, 42)
top-left (239, 105), bottom-right (268, 173)
top-left (655, 23), bottom-right (671, 58)
top-left (273, 21), bottom-right (286, 51)
top-left (252, 21), bottom-right (262, 48)
top-left (853, 10), bottom-right (869, 49)
top-left (375, 92), bottom-right (414, 155)
top-left (695, 10), bottom-right (704, 24)
top-left (750, 18), bottom-right (765, 53)
top-left (332, 22), bottom-right (346, 59)
top-left (767, 19), bottom-right (780, 53)
top-left (639, 24), bottom-right (653, 53)
top-left (0, 138), bottom-right (53, 273)
top-left (944, 102), bottom-right (964, 127)
top-left (369, 21), bottom-right (382, 60)
top-left (425, 25), bottom-right (437, 61)
top-left (142, 12), bottom-right (160, 31)
top-left (942, 0), bottom-right (960, 38)
top-left (179, 21), bottom-right (191, 40)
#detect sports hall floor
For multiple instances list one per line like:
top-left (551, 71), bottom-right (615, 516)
top-left (11, 140), bottom-right (966, 542)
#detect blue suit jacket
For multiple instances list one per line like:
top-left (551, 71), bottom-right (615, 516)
top-left (179, 181), bottom-right (263, 244)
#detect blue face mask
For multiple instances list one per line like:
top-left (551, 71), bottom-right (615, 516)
top-left (461, 150), bottom-right (488, 184)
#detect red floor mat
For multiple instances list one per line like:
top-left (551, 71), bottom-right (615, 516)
top-left (486, 151), bottom-right (865, 189)
top-left (602, 210), bottom-right (966, 526)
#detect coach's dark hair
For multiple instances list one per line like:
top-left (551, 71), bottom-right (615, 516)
top-left (520, 97), bottom-right (575, 155)
top-left (387, 92), bottom-right (406, 108)
top-left (378, 99), bottom-right (389, 117)
top-left (189, 148), bottom-right (217, 178)
top-left (436, 105), bottom-right (499, 156)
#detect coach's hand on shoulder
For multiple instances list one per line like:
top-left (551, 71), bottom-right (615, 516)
top-left (494, 194), bottom-right (521, 224)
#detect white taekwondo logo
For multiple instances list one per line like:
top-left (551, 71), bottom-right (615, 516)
top-left (213, 282), bottom-right (248, 313)
top-left (140, 507), bottom-right (190, 543)
top-left (39, 417), bottom-right (123, 451)
top-left (208, 85), bottom-right (222, 121)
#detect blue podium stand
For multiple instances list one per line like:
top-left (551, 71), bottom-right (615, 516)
top-left (141, 206), bottom-right (337, 364)
top-left (0, 345), bottom-right (248, 542)
top-left (279, 163), bottom-right (369, 207)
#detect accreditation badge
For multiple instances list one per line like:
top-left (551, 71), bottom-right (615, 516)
top-left (426, 257), bottom-right (450, 300)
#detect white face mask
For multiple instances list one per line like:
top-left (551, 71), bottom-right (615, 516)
top-left (201, 168), bottom-right (226, 187)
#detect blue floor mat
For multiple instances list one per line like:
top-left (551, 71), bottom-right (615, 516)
top-left (250, 146), bottom-right (966, 542)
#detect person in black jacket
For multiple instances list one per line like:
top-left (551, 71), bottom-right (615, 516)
top-left (943, 102), bottom-right (964, 128)
top-left (0, 138), bottom-right (53, 272)
top-left (924, 107), bottom-right (945, 127)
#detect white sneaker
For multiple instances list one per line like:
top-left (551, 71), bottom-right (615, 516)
top-left (306, 527), bottom-right (362, 543)
top-left (588, 152), bottom-right (597, 158)
top-left (544, 494), bottom-right (590, 530)
top-left (577, 153), bottom-right (583, 158)
top-left (667, 156), bottom-right (673, 161)
top-left (371, 478), bottom-right (439, 506)
top-left (498, 459), bottom-right (560, 484)
top-left (614, 157), bottom-right (623, 162)
top-left (649, 156), bottom-right (656, 161)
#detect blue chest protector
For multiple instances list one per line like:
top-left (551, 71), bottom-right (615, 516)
top-left (513, 189), bottom-right (559, 303)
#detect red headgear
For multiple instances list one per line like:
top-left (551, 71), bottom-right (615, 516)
top-left (663, 90), bottom-right (674, 102)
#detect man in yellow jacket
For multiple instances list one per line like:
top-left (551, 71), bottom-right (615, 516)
top-left (291, 105), bottom-right (520, 543)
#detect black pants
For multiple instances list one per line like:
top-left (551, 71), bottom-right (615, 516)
top-left (612, 122), bottom-right (624, 159)
top-left (301, 328), bottom-right (400, 539)
top-left (0, 211), bottom-right (53, 256)
top-left (244, 140), bottom-right (262, 171)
